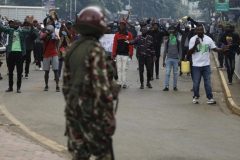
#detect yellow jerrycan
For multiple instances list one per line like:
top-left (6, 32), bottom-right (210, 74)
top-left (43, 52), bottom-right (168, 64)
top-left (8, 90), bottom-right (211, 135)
top-left (181, 60), bottom-right (190, 74)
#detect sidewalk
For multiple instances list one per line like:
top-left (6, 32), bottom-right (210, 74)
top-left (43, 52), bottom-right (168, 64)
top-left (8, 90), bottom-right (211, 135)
top-left (0, 127), bottom-right (67, 160)
top-left (213, 52), bottom-right (240, 116)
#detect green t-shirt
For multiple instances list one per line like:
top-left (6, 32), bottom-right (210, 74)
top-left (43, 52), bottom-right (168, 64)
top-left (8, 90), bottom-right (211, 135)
top-left (11, 31), bottom-right (22, 52)
top-left (169, 34), bottom-right (177, 45)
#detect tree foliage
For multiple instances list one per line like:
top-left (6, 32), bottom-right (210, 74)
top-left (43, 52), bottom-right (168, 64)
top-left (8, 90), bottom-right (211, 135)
top-left (188, 0), bottom-right (215, 11)
top-left (0, 0), bottom-right (188, 19)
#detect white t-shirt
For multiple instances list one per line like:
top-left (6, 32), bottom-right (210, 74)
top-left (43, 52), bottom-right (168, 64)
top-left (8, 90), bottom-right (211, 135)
top-left (189, 35), bottom-right (216, 67)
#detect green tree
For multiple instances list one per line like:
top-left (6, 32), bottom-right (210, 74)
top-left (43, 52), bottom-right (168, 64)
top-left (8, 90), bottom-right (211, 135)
top-left (189, 0), bottom-right (215, 21)
top-left (0, 0), bottom-right (189, 20)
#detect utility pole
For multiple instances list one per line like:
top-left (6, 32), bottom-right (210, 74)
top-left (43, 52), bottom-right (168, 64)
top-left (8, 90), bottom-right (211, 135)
top-left (74, 0), bottom-right (76, 13)
top-left (70, 0), bottom-right (72, 20)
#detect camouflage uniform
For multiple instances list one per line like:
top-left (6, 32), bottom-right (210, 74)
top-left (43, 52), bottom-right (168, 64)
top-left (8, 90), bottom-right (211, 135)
top-left (63, 36), bottom-right (118, 160)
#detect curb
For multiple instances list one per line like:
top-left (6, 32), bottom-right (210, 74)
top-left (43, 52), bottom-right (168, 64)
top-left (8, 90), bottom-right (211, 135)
top-left (212, 52), bottom-right (240, 116)
top-left (0, 55), bottom-right (68, 153)
top-left (0, 104), bottom-right (67, 152)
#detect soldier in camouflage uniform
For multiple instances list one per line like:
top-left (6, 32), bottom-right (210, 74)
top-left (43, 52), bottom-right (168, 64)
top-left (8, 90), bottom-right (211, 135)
top-left (63, 6), bottom-right (119, 160)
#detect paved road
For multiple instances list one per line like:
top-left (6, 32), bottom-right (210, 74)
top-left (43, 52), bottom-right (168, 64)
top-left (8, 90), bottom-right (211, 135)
top-left (0, 55), bottom-right (240, 160)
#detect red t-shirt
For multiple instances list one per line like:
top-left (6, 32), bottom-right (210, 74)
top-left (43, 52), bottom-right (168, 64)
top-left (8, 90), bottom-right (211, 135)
top-left (43, 39), bottom-right (58, 58)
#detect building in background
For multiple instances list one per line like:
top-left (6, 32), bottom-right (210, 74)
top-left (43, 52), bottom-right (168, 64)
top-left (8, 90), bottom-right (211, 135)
top-left (0, 5), bottom-right (47, 22)
top-left (181, 0), bottom-right (189, 6)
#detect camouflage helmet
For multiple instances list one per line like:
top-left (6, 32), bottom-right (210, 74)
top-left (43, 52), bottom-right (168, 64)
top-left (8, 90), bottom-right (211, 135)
top-left (75, 6), bottom-right (107, 35)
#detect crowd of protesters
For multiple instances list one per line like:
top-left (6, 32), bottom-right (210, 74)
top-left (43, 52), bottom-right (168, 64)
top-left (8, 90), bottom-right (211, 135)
top-left (0, 6), bottom-right (240, 160)
top-left (0, 9), bottom-right (239, 105)
top-left (0, 10), bottom-right (77, 93)
top-left (109, 15), bottom-right (239, 105)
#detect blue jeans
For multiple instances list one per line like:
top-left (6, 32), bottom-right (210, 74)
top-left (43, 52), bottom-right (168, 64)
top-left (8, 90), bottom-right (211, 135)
top-left (164, 58), bottom-right (179, 88)
top-left (192, 65), bottom-right (213, 99)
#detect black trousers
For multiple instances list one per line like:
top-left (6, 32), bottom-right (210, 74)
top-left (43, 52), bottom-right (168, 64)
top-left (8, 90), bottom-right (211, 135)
top-left (139, 56), bottom-right (152, 84)
top-left (0, 60), bottom-right (2, 79)
top-left (7, 52), bottom-right (24, 89)
top-left (225, 55), bottom-right (235, 83)
top-left (34, 41), bottom-right (43, 67)
top-left (152, 48), bottom-right (160, 78)
top-left (24, 49), bottom-right (32, 75)
top-left (153, 55), bottom-right (160, 77)
top-left (218, 52), bottom-right (224, 68)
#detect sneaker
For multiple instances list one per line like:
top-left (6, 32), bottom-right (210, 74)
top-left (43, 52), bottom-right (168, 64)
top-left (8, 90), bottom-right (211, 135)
top-left (56, 86), bottom-right (60, 92)
top-left (5, 88), bottom-right (13, 92)
top-left (122, 84), bottom-right (127, 89)
top-left (117, 84), bottom-right (122, 88)
top-left (163, 87), bottom-right (169, 91)
top-left (173, 87), bottom-right (178, 91)
top-left (140, 84), bottom-right (144, 89)
top-left (146, 83), bottom-right (152, 89)
top-left (207, 98), bottom-right (216, 105)
top-left (17, 89), bottom-right (21, 93)
top-left (44, 86), bottom-right (49, 91)
top-left (228, 82), bottom-right (232, 85)
top-left (25, 74), bottom-right (28, 79)
top-left (192, 97), bottom-right (199, 104)
top-left (39, 67), bottom-right (43, 71)
top-left (156, 75), bottom-right (159, 79)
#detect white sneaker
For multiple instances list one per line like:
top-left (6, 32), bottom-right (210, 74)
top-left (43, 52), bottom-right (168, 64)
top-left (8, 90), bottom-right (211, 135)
top-left (39, 67), bottom-right (43, 71)
top-left (192, 97), bottom-right (199, 104)
top-left (207, 98), bottom-right (216, 105)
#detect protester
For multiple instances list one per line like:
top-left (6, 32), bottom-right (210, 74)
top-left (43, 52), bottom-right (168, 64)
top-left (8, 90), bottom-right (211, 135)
top-left (0, 20), bottom-right (34, 93)
top-left (220, 24), bottom-right (240, 85)
top-left (162, 26), bottom-right (181, 91)
top-left (129, 25), bottom-right (156, 89)
top-left (58, 22), bottom-right (71, 78)
top-left (0, 59), bottom-right (2, 80)
top-left (33, 22), bottom-right (44, 70)
top-left (40, 24), bottom-right (60, 92)
top-left (188, 25), bottom-right (226, 104)
top-left (216, 24), bottom-right (225, 69)
top-left (149, 22), bottom-right (167, 79)
top-left (63, 6), bottom-right (119, 160)
top-left (23, 21), bottom-right (37, 79)
top-left (112, 20), bottom-right (134, 88)
top-left (179, 25), bottom-right (191, 76)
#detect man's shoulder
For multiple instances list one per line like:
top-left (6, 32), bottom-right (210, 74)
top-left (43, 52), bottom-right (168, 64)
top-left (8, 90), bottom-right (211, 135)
top-left (203, 35), bottom-right (214, 42)
top-left (74, 39), bottom-right (101, 52)
top-left (190, 35), bottom-right (197, 41)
